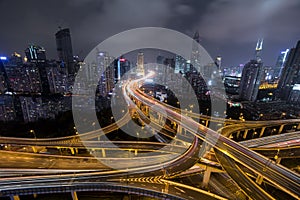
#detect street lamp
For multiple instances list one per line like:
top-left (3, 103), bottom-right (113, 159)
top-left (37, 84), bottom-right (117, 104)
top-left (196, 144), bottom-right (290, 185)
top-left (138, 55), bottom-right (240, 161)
top-left (29, 129), bottom-right (36, 139)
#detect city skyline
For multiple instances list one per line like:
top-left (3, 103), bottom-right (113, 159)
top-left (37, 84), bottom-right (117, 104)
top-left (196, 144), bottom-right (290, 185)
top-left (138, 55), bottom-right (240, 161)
top-left (0, 0), bottom-right (300, 67)
top-left (0, 2), bottom-right (299, 200)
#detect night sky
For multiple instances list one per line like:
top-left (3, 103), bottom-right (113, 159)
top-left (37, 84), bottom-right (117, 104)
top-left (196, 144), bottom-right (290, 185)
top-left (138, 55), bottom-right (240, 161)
top-left (0, 0), bottom-right (299, 67)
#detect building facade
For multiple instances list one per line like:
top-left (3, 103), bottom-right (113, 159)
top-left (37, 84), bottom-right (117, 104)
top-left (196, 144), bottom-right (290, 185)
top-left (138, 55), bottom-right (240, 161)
top-left (239, 60), bottom-right (264, 101)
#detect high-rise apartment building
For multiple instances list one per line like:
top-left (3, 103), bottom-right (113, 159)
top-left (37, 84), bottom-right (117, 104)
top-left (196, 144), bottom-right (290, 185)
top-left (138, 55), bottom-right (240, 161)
top-left (25, 45), bottom-right (46, 63)
top-left (175, 55), bottom-right (187, 74)
top-left (255, 38), bottom-right (264, 63)
top-left (239, 60), bottom-right (264, 101)
top-left (136, 52), bottom-right (145, 76)
top-left (95, 52), bottom-right (114, 97)
top-left (55, 28), bottom-right (75, 74)
top-left (274, 49), bottom-right (289, 79)
top-left (191, 31), bottom-right (201, 73)
top-left (277, 40), bottom-right (300, 102)
top-left (114, 57), bottom-right (130, 81)
top-left (24, 45), bottom-right (50, 94)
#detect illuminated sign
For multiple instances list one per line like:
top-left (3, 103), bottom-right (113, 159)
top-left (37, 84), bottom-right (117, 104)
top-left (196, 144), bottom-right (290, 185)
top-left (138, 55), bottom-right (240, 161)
top-left (0, 56), bottom-right (7, 60)
top-left (119, 58), bottom-right (126, 62)
top-left (228, 101), bottom-right (242, 107)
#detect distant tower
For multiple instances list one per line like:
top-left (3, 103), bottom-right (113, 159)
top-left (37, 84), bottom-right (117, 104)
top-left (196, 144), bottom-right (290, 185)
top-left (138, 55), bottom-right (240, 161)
top-left (239, 60), bottom-right (264, 101)
top-left (215, 56), bottom-right (222, 68)
top-left (136, 52), bottom-right (145, 76)
top-left (175, 55), bottom-right (186, 73)
top-left (255, 38), bottom-right (264, 63)
top-left (277, 40), bottom-right (300, 102)
top-left (25, 45), bottom-right (46, 63)
top-left (274, 49), bottom-right (289, 78)
top-left (193, 31), bottom-right (200, 43)
top-left (191, 31), bottom-right (201, 73)
top-left (115, 57), bottom-right (130, 81)
top-left (55, 28), bottom-right (74, 74)
top-left (96, 51), bottom-right (114, 96)
top-left (215, 55), bottom-right (223, 77)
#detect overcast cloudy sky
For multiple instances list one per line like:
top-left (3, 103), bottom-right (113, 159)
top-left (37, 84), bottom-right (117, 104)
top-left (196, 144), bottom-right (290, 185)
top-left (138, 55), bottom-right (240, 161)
top-left (0, 0), bottom-right (299, 67)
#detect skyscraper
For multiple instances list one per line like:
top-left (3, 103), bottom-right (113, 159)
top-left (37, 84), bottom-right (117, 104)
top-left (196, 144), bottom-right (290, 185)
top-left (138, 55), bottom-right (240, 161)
top-left (274, 49), bottom-right (290, 79)
top-left (191, 31), bottom-right (201, 73)
top-left (175, 55), bottom-right (186, 74)
top-left (96, 51), bottom-right (114, 97)
top-left (55, 28), bottom-right (74, 74)
top-left (24, 45), bottom-right (50, 94)
top-left (0, 57), bottom-right (9, 93)
top-left (277, 40), bottom-right (300, 102)
top-left (255, 38), bottom-right (264, 63)
top-left (25, 45), bottom-right (46, 63)
top-left (136, 52), bottom-right (145, 76)
top-left (115, 57), bottom-right (130, 81)
top-left (239, 60), bottom-right (264, 101)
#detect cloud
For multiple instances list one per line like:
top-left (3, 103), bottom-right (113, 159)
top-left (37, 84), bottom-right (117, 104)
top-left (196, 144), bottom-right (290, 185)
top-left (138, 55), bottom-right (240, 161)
top-left (0, 0), bottom-right (299, 67)
top-left (197, 0), bottom-right (300, 44)
top-left (72, 0), bottom-right (174, 57)
top-left (175, 4), bottom-right (193, 15)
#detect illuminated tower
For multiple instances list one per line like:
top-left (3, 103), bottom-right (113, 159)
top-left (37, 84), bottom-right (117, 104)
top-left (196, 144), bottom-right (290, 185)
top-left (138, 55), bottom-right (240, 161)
top-left (215, 55), bottom-right (223, 77)
top-left (25, 45), bottom-right (46, 63)
top-left (175, 55), bottom-right (186, 73)
top-left (239, 60), bottom-right (263, 101)
top-left (255, 38), bottom-right (264, 63)
top-left (55, 28), bottom-right (74, 74)
top-left (277, 40), bottom-right (300, 102)
top-left (136, 52), bottom-right (145, 76)
top-left (96, 51), bottom-right (114, 96)
top-left (115, 57), bottom-right (130, 81)
top-left (191, 31), bottom-right (201, 73)
top-left (274, 49), bottom-right (289, 78)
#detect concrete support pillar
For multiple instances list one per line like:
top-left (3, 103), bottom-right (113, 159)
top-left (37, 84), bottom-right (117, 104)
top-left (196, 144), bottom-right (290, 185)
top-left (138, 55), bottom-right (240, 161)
top-left (259, 127), bottom-right (266, 137)
top-left (137, 101), bottom-right (141, 109)
top-left (297, 123), bottom-right (300, 130)
top-left (157, 114), bottom-right (161, 124)
top-left (10, 195), bottom-right (20, 200)
top-left (202, 167), bottom-right (212, 188)
top-left (275, 157), bottom-right (282, 164)
top-left (71, 191), bottom-right (78, 200)
top-left (31, 146), bottom-right (37, 153)
top-left (205, 120), bottom-right (209, 127)
top-left (134, 149), bottom-right (138, 156)
top-left (177, 125), bottom-right (182, 134)
top-left (145, 106), bottom-right (149, 117)
top-left (101, 149), bottom-right (106, 158)
top-left (75, 148), bottom-right (78, 154)
top-left (274, 152), bottom-right (281, 164)
top-left (256, 175), bottom-right (263, 185)
top-left (98, 135), bottom-right (101, 141)
top-left (278, 124), bottom-right (284, 134)
top-left (162, 183), bottom-right (169, 193)
top-left (70, 148), bottom-right (75, 155)
top-left (158, 114), bottom-right (164, 125)
top-left (236, 131), bottom-right (241, 138)
top-left (243, 129), bottom-right (248, 139)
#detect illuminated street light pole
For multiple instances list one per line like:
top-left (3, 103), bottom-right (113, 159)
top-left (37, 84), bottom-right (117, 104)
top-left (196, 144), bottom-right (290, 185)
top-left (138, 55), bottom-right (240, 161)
top-left (29, 129), bottom-right (37, 153)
